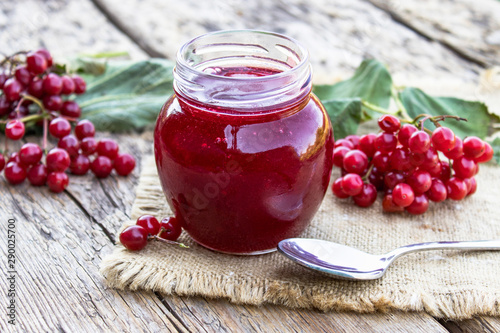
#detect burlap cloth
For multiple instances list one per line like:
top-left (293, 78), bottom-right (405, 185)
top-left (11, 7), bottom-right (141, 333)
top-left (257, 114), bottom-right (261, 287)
top-left (100, 75), bottom-right (500, 319)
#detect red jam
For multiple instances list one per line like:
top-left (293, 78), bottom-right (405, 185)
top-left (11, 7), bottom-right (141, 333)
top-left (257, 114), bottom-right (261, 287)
top-left (154, 31), bottom-right (334, 254)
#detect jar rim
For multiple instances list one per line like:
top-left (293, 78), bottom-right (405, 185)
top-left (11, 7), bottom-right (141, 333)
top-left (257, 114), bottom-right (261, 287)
top-left (175, 29), bottom-right (310, 82)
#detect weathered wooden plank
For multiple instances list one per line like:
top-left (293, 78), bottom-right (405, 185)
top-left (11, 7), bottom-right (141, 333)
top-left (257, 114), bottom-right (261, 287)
top-left (440, 317), bottom-right (500, 333)
top-left (367, 0), bottom-right (500, 68)
top-left (0, 0), bottom-right (146, 58)
top-left (158, 295), bottom-right (449, 333)
top-left (93, 0), bottom-right (480, 83)
top-left (0, 135), bottom-right (184, 333)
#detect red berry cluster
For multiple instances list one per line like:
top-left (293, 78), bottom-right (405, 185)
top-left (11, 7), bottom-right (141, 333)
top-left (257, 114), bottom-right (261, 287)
top-left (119, 215), bottom-right (185, 251)
top-left (1, 49), bottom-right (136, 192)
top-left (332, 114), bottom-right (493, 215)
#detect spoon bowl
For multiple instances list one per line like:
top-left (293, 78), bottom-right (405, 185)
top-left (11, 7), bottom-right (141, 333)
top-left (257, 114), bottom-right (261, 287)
top-left (278, 238), bottom-right (500, 280)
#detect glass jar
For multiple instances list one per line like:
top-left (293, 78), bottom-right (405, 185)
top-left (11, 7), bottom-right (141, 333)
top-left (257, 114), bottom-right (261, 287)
top-left (154, 30), bottom-right (334, 254)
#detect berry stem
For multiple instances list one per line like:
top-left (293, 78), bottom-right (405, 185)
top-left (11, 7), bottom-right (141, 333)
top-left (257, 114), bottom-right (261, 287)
top-left (148, 235), bottom-right (189, 248)
top-left (42, 117), bottom-right (48, 153)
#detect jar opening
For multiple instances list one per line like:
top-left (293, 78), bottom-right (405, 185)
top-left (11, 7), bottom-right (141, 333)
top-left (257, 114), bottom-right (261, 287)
top-left (174, 30), bottom-right (312, 115)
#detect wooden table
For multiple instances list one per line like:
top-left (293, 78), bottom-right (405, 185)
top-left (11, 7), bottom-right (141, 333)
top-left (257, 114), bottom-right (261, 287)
top-left (1, 0), bottom-right (500, 331)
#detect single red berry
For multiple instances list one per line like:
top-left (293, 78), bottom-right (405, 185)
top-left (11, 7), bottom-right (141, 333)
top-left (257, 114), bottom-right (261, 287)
top-left (74, 120), bottom-right (95, 140)
top-left (120, 225), bottom-right (149, 251)
top-left (406, 170), bottom-right (432, 194)
top-left (382, 194), bottom-right (404, 213)
top-left (343, 149), bottom-right (368, 175)
top-left (427, 161), bottom-right (442, 178)
top-left (114, 153), bottom-right (136, 176)
top-left (358, 134), bottom-right (376, 158)
top-left (159, 217), bottom-right (182, 241)
top-left (49, 117), bottom-right (72, 138)
top-left (46, 148), bottom-right (71, 172)
top-left (431, 127), bottom-right (455, 152)
top-left (334, 139), bottom-right (354, 150)
top-left (60, 101), bottom-right (81, 118)
top-left (58, 135), bottom-right (80, 157)
top-left (14, 66), bottom-right (32, 86)
top-left (465, 177), bottom-right (477, 196)
top-left (474, 142), bottom-right (493, 163)
top-left (446, 177), bottom-right (468, 201)
top-left (377, 115), bottom-right (400, 133)
top-left (19, 143), bottom-right (43, 166)
top-left (408, 131), bottom-right (431, 154)
top-left (3, 78), bottom-right (23, 101)
top-left (0, 154), bottom-right (5, 172)
top-left (333, 146), bottom-right (350, 168)
top-left (97, 139), bottom-right (119, 160)
top-left (332, 177), bottom-right (350, 198)
top-left (443, 136), bottom-right (463, 160)
top-left (463, 137), bottom-right (485, 159)
top-left (353, 183), bottom-right (377, 207)
top-left (43, 95), bottom-right (63, 111)
top-left (372, 151), bottom-right (390, 172)
top-left (398, 124), bottom-right (418, 148)
top-left (136, 215), bottom-right (161, 235)
top-left (374, 132), bottom-right (397, 153)
top-left (27, 164), bottom-right (48, 186)
top-left (4, 162), bottom-right (27, 185)
top-left (367, 167), bottom-right (385, 191)
top-left (345, 135), bottom-right (360, 149)
top-left (70, 155), bottom-right (91, 175)
top-left (420, 148), bottom-right (439, 169)
top-left (35, 49), bottom-right (53, 67)
top-left (452, 157), bottom-right (476, 179)
top-left (91, 156), bottom-right (113, 178)
top-left (42, 73), bottom-right (63, 95)
top-left (384, 171), bottom-right (405, 190)
top-left (61, 75), bottom-right (76, 95)
top-left (28, 77), bottom-right (44, 98)
top-left (5, 120), bottom-right (25, 140)
top-left (26, 52), bottom-right (48, 75)
top-left (389, 147), bottom-right (412, 171)
top-left (405, 194), bottom-right (429, 215)
top-left (427, 178), bottom-right (447, 202)
top-left (80, 137), bottom-right (98, 155)
top-left (340, 173), bottom-right (364, 196)
top-left (438, 161), bottom-right (452, 182)
top-left (392, 183), bottom-right (415, 207)
top-left (47, 172), bottom-right (69, 193)
top-left (72, 75), bottom-right (87, 94)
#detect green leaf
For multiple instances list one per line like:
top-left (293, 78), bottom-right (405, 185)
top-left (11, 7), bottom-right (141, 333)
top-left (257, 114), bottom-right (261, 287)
top-left (313, 59), bottom-right (392, 119)
top-left (489, 137), bottom-right (500, 164)
top-left (74, 59), bottom-right (174, 131)
top-left (322, 98), bottom-right (363, 139)
top-left (400, 87), bottom-right (499, 139)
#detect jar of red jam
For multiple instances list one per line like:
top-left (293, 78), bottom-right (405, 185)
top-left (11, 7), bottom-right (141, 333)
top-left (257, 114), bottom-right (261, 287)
top-left (154, 30), bottom-right (334, 254)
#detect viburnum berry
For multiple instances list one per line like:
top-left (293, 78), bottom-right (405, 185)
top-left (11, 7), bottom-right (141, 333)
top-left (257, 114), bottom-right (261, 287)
top-left (398, 124), bottom-right (418, 148)
top-left (58, 135), bottom-right (80, 157)
top-left (61, 75), bottom-right (75, 94)
top-left (359, 133), bottom-right (376, 158)
top-left (334, 139), bottom-right (354, 150)
top-left (49, 117), bottom-right (72, 138)
top-left (97, 139), bottom-right (119, 160)
top-left (42, 73), bottom-right (63, 95)
top-left (374, 132), bottom-right (397, 153)
top-left (19, 143), bottom-right (43, 166)
top-left (432, 127), bottom-right (455, 152)
top-left (35, 49), bottom-right (53, 67)
top-left (26, 52), bottom-right (48, 75)
top-left (443, 137), bottom-right (463, 160)
top-left (47, 172), bottom-right (69, 193)
top-left (4, 162), bottom-right (27, 185)
top-left (345, 135), bottom-right (360, 148)
top-left (60, 101), bottom-right (81, 118)
top-left (352, 183), bottom-right (377, 207)
top-left (332, 177), bottom-right (349, 198)
top-left (74, 120), bottom-right (95, 140)
top-left (405, 194), bottom-right (429, 215)
top-left (136, 215), bottom-right (161, 235)
top-left (333, 146), bottom-right (350, 168)
top-left (43, 95), bottom-right (63, 111)
top-left (384, 171), bottom-right (405, 190)
top-left (343, 149), bottom-right (368, 175)
top-left (341, 173), bottom-right (364, 196)
top-left (452, 157), bottom-right (476, 179)
top-left (72, 75), bottom-right (87, 94)
top-left (27, 164), bottom-right (48, 186)
top-left (446, 177), bottom-right (468, 201)
top-left (3, 78), bottom-right (23, 101)
top-left (114, 153), bottom-right (136, 176)
top-left (91, 156), bottom-right (113, 178)
top-left (46, 148), bottom-right (71, 172)
top-left (463, 136), bottom-right (485, 159)
top-left (382, 194), bottom-right (404, 213)
top-left (28, 77), bottom-right (44, 98)
top-left (389, 147), bottom-right (412, 171)
top-left (80, 137), bottom-right (98, 156)
top-left (69, 155), bottom-right (91, 175)
top-left (372, 151), bottom-right (390, 172)
top-left (408, 131), bottom-right (431, 154)
top-left (474, 142), bottom-right (493, 163)
top-left (378, 115), bottom-right (400, 133)
top-left (5, 120), bottom-right (25, 140)
top-left (427, 178), bottom-right (447, 202)
top-left (159, 217), bottom-right (182, 241)
top-left (406, 170), bottom-right (432, 194)
top-left (392, 183), bottom-right (415, 207)
top-left (120, 225), bottom-right (149, 251)
top-left (14, 66), bottom-right (32, 86)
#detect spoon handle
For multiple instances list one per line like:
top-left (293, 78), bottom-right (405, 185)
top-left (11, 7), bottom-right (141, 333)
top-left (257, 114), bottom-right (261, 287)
top-left (385, 239), bottom-right (500, 262)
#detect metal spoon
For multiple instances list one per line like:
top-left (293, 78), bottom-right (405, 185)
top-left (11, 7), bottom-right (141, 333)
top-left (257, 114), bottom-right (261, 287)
top-left (277, 238), bottom-right (500, 280)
